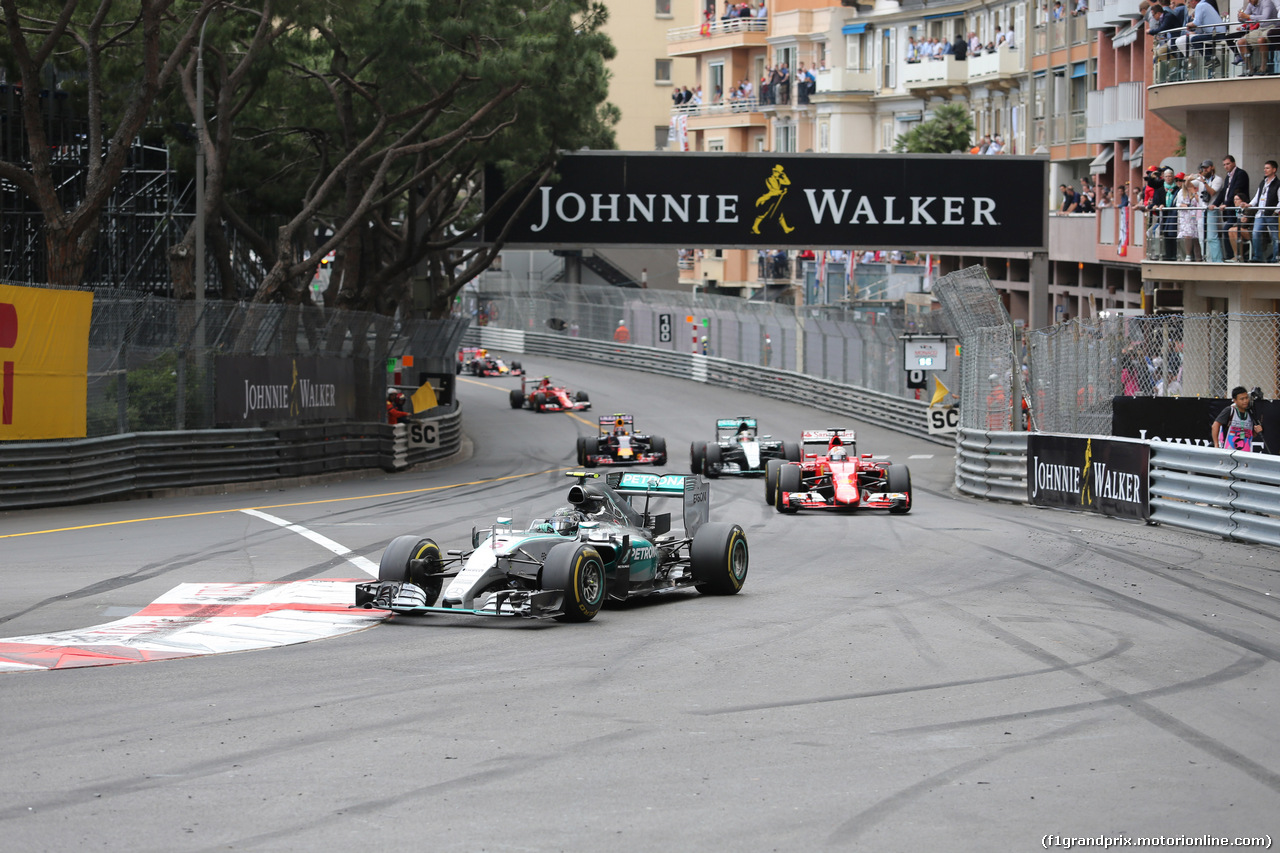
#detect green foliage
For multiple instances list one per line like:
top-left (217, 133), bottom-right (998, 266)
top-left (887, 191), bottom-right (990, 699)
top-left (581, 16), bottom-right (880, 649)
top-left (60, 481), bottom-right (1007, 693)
top-left (892, 103), bottom-right (975, 154)
top-left (88, 352), bottom-right (205, 434)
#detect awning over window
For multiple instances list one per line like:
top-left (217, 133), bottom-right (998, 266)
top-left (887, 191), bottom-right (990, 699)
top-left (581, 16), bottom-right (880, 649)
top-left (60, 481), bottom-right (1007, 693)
top-left (1071, 62), bottom-right (1088, 78)
top-left (923, 11), bottom-right (965, 20)
top-left (842, 22), bottom-right (868, 34)
top-left (1090, 146), bottom-right (1115, 175)
top-left (1126, 143), bottom-right (1144, 169)
top-left (1112, 21), bottom-right (1142, 48)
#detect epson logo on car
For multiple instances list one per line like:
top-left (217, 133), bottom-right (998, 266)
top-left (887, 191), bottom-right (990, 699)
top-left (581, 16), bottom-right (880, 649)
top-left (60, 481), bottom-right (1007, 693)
top-left (630, 545), bottom-right (657, 562)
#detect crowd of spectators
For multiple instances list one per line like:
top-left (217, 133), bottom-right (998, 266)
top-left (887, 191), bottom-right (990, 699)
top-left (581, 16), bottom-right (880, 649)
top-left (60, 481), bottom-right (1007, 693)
top-left (970, 134), bottom-right (1008, 154)
top-left (906, 27), bottom-right (1014, 62)
top-left (1146, 0), bottom-right (1280, 76)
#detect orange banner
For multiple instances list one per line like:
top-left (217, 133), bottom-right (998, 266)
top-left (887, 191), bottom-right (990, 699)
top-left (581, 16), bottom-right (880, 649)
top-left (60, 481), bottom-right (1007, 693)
top-left (0, 283), bottom-right (93, 440)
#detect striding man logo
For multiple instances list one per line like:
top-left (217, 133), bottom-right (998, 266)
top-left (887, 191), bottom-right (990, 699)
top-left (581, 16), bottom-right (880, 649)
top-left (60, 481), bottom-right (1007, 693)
top-left (752, 164), bottom-right (796, 235)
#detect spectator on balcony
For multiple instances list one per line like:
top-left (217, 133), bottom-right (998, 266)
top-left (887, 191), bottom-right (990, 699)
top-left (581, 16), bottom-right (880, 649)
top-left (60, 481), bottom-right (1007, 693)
top-left (1155, 168), bottom-right (1182, 259)
top-left (1078, 179), bottom-right (1097, 213)
top-left (1053, 1), bottom-right (1065, 21)
top-left (777, 63), bottom-right (791, 104)
top-left (906, 36), bottom-right (920, 62)
top-left (1248, 159), bottom-right (1279, 262)
top-left (1176, 173), bottom-right (1206, 261)
top-left (1235, 0), bottom-right (1277, 74)
top-left (987, 134), bottom-right (1005, 154)
top-left (1073, 0), bottom-right (1088, 16)
top-left (952, 33), bottom-right (969, 60)
top-left (1213, 154), bottom-right (1250, 260)
top-left (1060, 184), bottom-right (1079, 213)
top-left (1196, 159), bottom-right (1225, 260)
top-left (1225, 192), bottom-right (1255, 261)
top-left (755, 0), bottom-right (768, 18)
top-left (1175, 0), bottom-right (1224, 58)
top-left (969, 31), bottom-right (983, 54)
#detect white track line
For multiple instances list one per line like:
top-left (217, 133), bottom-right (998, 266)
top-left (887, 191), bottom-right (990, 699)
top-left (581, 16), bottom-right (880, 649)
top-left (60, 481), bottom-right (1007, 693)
top-left (241, 509), bottom-right (380, 578)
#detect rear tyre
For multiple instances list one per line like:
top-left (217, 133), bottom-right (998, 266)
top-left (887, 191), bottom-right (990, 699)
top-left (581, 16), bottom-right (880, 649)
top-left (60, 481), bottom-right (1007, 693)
top-left (782, 441), bottom-right (801, 462)
top-left (650, 436), bottom-right (668, 466)
top-left (886, 464), bottom-right (912, 514)
top-left (542, 542), bottom-right (605, 622)
top-left (509, 389), bottom-right (524, 409)
top-left (378, 535), bottom-right (444, 605)
top-left (777, 464), bottom-right (802, 513)
top-left (692, 522), bottom-right (748, 595)
top-left (690, 441), bottom-right (707, 475)
top-left (704, 443), bottom-right (722, 479)
top-left (764, 459), bottom-right (783, 506)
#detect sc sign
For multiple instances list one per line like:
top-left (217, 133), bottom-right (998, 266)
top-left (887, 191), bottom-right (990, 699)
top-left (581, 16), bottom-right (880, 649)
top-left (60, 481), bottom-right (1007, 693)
top-left (408, 419), bottom-right (441, 448)
top-left (927, 406), bottom-right (959, 435)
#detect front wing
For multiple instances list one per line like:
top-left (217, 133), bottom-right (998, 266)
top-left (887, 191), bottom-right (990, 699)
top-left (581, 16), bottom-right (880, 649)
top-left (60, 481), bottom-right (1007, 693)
top-left (779, 490), bottom-right (910, 511)
top-left (355, 580), bottom-right (566, 619)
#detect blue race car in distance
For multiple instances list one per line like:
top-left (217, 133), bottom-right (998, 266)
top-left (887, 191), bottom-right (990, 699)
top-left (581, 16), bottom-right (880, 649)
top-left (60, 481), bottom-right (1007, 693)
top-left (355, 471), bottom-right (748, 623)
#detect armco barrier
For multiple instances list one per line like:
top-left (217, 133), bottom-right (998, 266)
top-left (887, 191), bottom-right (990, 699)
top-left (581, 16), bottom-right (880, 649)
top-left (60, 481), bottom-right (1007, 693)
top-left (470, 328), bottom-right (948, 445)
top-left (0, 404), bottom-right (462, 510)
top-left (953, 427), bottom-right (1280, 550)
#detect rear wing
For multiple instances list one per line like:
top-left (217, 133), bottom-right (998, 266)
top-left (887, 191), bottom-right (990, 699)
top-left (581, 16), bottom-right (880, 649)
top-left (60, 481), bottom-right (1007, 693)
top-left (607, 471), bottom-right (710, 537)
top-left (600, 413), bottom-right (634, 432)
top-left (801, 428), bottom-right (856, 452)
top-left (717, 417), bottom-right (758, 439)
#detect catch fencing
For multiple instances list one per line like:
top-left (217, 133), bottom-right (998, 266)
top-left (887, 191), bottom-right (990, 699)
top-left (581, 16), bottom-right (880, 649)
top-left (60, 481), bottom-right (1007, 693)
top-left (467, 279), bottom-right (954, 402)
top-left (83, 296), bottom-right (468, 436)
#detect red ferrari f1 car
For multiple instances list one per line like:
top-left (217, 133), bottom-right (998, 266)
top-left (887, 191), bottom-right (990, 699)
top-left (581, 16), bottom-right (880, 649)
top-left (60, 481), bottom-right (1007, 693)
top-left (765, 428), bottom-right (911, 514)
top-left (509, 375), bottom-right (591, 413)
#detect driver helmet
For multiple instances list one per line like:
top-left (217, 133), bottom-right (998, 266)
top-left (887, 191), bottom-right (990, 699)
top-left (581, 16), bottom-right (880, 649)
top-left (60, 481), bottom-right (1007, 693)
top-left (614, 416), bottom-right (628, 435)
top-left (540, 375), bottom-right (552, 387)
top-left (550, 506), bottom-right (582, 536)
top-left (828, 446), bottom-right (847, 461)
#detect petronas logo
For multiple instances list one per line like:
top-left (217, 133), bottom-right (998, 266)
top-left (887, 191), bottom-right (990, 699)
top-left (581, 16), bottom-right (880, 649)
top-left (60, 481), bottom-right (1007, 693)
top-left (752, 164), bottom-right (796, 235)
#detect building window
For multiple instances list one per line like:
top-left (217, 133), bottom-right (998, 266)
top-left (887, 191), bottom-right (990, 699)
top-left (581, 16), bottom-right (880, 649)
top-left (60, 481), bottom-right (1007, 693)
top-left (656, 0), bottom-right (672, 16)
top-left (708, 138), bottom-right (725, 152)
top-left (655, 59), bottom-right (672, 84)
top-left (709, 61), bottom-right (725, 102)
top-left (775, 123), bottom-right (796, 153)
top-left (655, 126), bottom-right (670, 150)
top-left (819, 121), bottom-right (830, 153)
top-left (881, 28), bottom-right (896, 89)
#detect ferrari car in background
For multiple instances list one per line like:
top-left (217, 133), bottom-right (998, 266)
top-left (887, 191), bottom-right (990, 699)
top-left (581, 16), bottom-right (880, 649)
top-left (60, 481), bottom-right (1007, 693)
top-left (509, 375), bottom-right (591, 412)
top-left (690, 417), bottom-right (800, 479)
top-left (578, 414), bottom-right (668, 468)
top-left (458, 347), bottom-right (523, 376)
top-left (355, 470), bottom-right (748, 622)
top-left (766, 428), bottom-right (911, 514)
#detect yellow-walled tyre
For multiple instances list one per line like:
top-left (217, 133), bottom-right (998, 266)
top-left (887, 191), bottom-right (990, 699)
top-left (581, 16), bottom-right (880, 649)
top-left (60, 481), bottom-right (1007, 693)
top-left (691, 522), bottom-right (748, 595)
top-left (542, 543), bottom-right (605, 623)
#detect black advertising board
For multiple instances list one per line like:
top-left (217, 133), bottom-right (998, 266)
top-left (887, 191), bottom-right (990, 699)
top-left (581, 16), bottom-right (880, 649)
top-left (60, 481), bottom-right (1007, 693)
top-left (1027, 434), bottom-right (1150, 520)
top-left (1112, 396), bottom-right (1279, 453)
top-left (484, 152), bottom-right (1048, 252)
top-left (216, 355), bottom-right (358, 426)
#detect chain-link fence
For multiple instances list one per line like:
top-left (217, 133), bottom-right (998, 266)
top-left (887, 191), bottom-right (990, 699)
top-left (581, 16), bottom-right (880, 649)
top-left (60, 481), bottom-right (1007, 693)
top-left (465, 278), bottom-right (953, 400)
top-left (1027, 312), bottom-right (1280, 434)
top-left (82, 296), bottom-right (468, 437)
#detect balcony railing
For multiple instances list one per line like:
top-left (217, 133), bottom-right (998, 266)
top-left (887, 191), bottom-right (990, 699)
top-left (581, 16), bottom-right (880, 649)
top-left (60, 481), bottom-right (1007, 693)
top-left (672, 96), bottom-right (762, 117)
top-left (815, 66), bottom-right (875, 92)
top-left (903, 56), bottom-right (969, 89)
top-left (967, 45), bottom-right (1024, 81)
top-left (1070, 109), bottom-right (1087, 141)
top-left (667, 17), bottom-right (767, 42)
top-left (1152, 21), bottom-right (1280, 84)
top-left (1140, 206), bottom-right (1278, 263)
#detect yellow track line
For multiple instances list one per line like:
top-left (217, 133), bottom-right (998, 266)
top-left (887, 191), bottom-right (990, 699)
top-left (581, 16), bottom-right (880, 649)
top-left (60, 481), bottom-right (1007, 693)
top-left (0, 467), bottom-right (571, 540)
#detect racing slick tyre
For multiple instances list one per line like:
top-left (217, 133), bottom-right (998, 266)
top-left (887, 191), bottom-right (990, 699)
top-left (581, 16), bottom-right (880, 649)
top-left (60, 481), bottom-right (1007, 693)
top-left (690, 441), bottom-right (707, 475)
top-left (378, 535), bottom-right (445, 606)
top-left (511, 361), bottom-right (522, 372)
top-left (691, 522), bottom-right (748, 595)
top-left (650, 436), bottom-right (668, 466)
top-left (776, 464), bottom-right (802, 513)
top-left (575, 391), bottom-right (589, 403)
top-left (782, 441), bottom-right (802, 462)
top-left (703, 443), bottom-right (722, 479)
top-left (509, 389), bottom-right (524, 409)
top-left (577, 436), bottom-right (589, 466)
top-left (764, 459), bottom-right (784, 506)
top-left (534, 392), bottom-right (547, 412)
top-left (541, 542), bottom-right (605, 622)
top-left (886, 464), bottom-right (912, 514)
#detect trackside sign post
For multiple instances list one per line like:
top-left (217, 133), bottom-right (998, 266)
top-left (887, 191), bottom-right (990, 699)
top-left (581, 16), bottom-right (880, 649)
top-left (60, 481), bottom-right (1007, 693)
top-left (485, 152), bottom-right (1048, 252)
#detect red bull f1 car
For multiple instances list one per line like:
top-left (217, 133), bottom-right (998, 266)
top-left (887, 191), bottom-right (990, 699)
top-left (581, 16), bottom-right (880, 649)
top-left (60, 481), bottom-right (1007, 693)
top-left (766, 428), bottom-right (911, 514)
top-left (578, 414), bottom-right (668, 468)
top-left (690, 417), bottom-right (800, 478)
top-left (354, 471), bottom-right (747, 623)
top-left (509, 375), bottom-right (591, 412)
top-left (458, 347), bottom-right (523, 376)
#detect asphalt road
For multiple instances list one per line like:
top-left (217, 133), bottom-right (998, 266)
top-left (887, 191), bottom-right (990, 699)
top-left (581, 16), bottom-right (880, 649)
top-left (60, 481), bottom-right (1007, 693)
top-left (1, 357), bottom-right (1277, 852)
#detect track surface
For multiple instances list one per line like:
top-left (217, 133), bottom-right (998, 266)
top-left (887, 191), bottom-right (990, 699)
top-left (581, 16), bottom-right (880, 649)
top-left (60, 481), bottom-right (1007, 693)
top-left (2, 357), bottom-right (1277, 851)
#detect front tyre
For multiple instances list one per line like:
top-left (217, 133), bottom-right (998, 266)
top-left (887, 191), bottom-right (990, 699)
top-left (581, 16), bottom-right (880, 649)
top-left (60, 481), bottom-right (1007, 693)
top-left (650, 436), bottom-right (668, 466)
top-left (704, 443), bottom-right (722, 479)
top-left (777, 464), bottom-right (802, 513)
top-left (886, 464), bottom-right (912, 514)
top-left (542, 543), bottom-right (606, 622)
top-left (534, 392), bottom-right (547, 412)
top-left (576, 436), bottom-right (589, 466)
top-left (764, 459), bottom-right (783, 506)
top-left (378, 535), bottom-right (445, 605)
top-left (509, 389), bottom-right (524, 409)
top-left (692, 522), bottom-right (748, 595)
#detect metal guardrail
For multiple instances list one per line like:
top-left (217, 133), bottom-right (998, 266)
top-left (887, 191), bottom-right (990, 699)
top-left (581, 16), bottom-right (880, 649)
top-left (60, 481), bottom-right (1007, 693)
top-left (469, 327), bottom-right (949, 445)
top-left (952, 427), bottom-right (1280, 549)
top-left (0, 405), bottom-right (463, 510)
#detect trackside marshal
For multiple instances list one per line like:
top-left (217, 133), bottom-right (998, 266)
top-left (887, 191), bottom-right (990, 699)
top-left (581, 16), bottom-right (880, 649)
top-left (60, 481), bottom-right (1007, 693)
top-left (484, 152), bottom-right (1047, 252)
